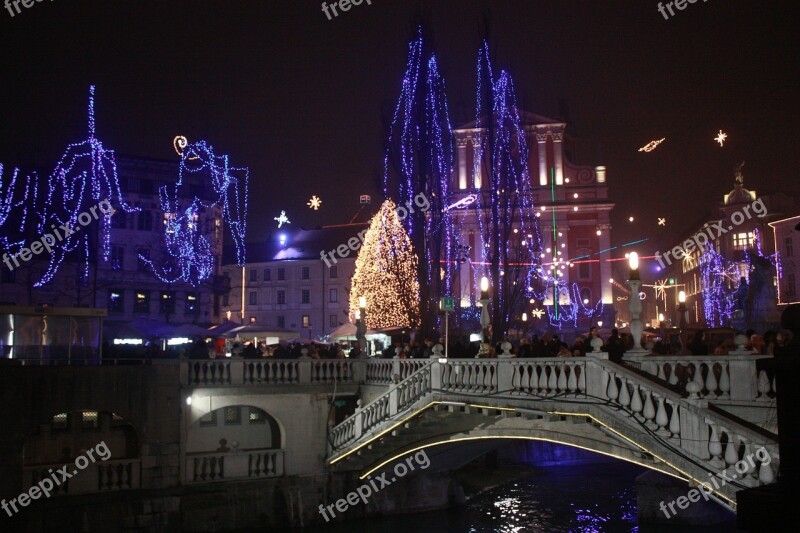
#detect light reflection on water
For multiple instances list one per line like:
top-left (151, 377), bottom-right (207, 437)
top-left (299, 461), bottom-right (734, 532)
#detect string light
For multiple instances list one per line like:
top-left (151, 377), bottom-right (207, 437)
top-left (142, 137), bottom-right (249, 286)
top-left (349, 199), bottom-right (421, 329)
top-left (638, 138), bottom-right (665, 152)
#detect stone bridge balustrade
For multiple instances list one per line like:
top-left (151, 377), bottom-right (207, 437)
top-left (183, 359), bottom-right (357, 386)
top-left (623, 353), bottom-right (774, 401)
top-left (185, 449), bottom-right (284, 483)
top-left (23, 459), bottom-right (141, 496)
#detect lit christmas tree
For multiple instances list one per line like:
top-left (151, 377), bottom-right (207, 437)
top-left (349, 199), bottom-right (421, 330)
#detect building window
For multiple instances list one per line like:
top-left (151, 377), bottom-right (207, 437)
top-left (787, 273), bottom-right (797, 300)
top-left (52, 413), bottom-right (68, 430)
top-left (277, 290), bottom-right (286, 305)
top-left (249, 408), bottom-right (266, 424)
top-left (222, 294), bottom-right (229, 307)
top-left (199, 411), bottom-right (217, 427)
top-left (277, 268), bottom-right (285, 281)
top-left (329, 288), bottom-right (338, 303)
top-left (111, 246), bottom-right (124, 270)
top-left (160, 291), bottom-right (175, 314)
top-left (302, 315), bottom-right (310, 328)
top-left (301, 290), bottom-right (310, 304)
top-left (136, 248), bottom-right (150, 272)
top-left (137, 210), bottom-right (153, 231)
top-left (224, 406), bottom-right (241, 426)
top-left (185, 293), bottom-right (197, 314)
top-left (248, 291), bottom-right (258, 305)
top-left (135, 291), bottom-right (150, 314)
top-left (785, 237), bottom-right (794, 257)
top-left (108, 290), bottom-right (124, 313)
top-left (264, 268), bottom-right (271, 281)
top-left (330, 314), bottom-right (338, 327)
top-left (579, 287), bottom-right (592, 304)
top-left (82, 411), bottom-right (99, 429)
top-left (329, 266), bottom-right (338, 279)
top-left (277, 316), bottom-right (285, 328)
top-left (301, 266), bottom-right (310, 280)
top-left (249, 269), bottom-right (258, 282)
top-left (732, 232), bottom-right (754, 250)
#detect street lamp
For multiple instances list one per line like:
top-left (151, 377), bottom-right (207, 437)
top-left (598, 320), bottom-right (603, 328)
top-left (627, 252), bottom-right (647, 352)
top-left (677, 290), bottom-right (688, 353)
top-left (479, 276), bottom-right (491, 355)
top-left (356, 296), bottom-right (367, 353)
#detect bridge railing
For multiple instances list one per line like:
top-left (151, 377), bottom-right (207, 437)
top-left (330, 361), bottom-right (434, 448)
top-left (623, 352), bottom-right (774, 401)
top-left (590, 356), bottom-right (778, 488)
top-left (23, 458), bottom-right (141, 495)
top-left (183, 359), bottom-right (358, 386)
top-left (185, 448), bottom-right (284, 483)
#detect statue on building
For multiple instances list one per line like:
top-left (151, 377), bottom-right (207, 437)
top-left (734, 161), bottom-right (745, 185)
top-left (735, 276), bottom-right (749, 317)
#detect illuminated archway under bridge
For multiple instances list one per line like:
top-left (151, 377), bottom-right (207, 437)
top-left (327, 357), bottom-right (779, 513)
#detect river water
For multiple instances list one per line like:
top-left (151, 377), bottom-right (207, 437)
top-left (302, 462), bottom-right (737, 532)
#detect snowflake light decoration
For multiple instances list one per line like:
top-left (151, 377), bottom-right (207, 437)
top-left (274, 210), bottom-right (290, 228)
top-left (658, 218), bottom-right (666, 226)
top-left (714, 130), bottom-right (728, 147)
top-left (531, 308), bottom-right (544, 319)
top-left (307, 195), bottom-right (322, 210)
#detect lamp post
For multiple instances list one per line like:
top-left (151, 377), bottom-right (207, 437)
top-left (627, 252), bottom-right (647, 353)
top-left (479, 276), bottom-right (490, 356)
top-left (356, 296), bottom-right (367, 354)
top-left (677, 290), bottom-right (688, 354)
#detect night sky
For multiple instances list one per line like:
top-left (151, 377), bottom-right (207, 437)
top-left (1, 0), bottom-right (798, 254)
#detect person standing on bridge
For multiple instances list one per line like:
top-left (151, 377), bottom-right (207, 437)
top-left (605, 328), bottom-right (626, 364)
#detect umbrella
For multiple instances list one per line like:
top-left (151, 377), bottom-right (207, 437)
top-left (127, 317), bottom-right (173, 338)
top-left (167, 323), bottom-right (212, 338)
top-left (329, 322), bottom-right (379, 339)
top-left (226, 324), bottom-right (299, 339)
top-left (208, 321), bottom-right (241, 336)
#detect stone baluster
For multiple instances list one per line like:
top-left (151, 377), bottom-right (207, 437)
top-left (657, 363), bottom-right (667, 381)
top-left (578, 365), bottom-right (586, 394)
top-left (547, 364), bottom-right (558, 396)
top-left (655, 395), bottom-right (670, 436)
top-left (567, 364), bottom-right (578, 393)
top-left (630, 383), bottom-right (643, 420)
top-left (618, 377), bottom-right (631, 408)
top-left (668, 401), bottom-right (681, 441)
top-left (757, 370), bottom-right (771, 400)
top-left (718, 361), bottom-right (730, 399)
top-left (759, 453), bottom-right (775, 484)
top-left (607, 372), bottom-right (619, 401)
top-left (723, 428), bottom-right (739, 477)
top-left (642, 389), bottom-right (656, 429)
top-left (705, 362), bottom-right (718, 399)
top-left (707, 422), bottom-right (725, 469)
top-left (693, 362), bottom-right (705, 393)
top-left (668, 362), bottom-right (680, 386)
top-left (557, 365), bottom-right (568, 392)
top-left (538, 364), bottom-right (548, 394)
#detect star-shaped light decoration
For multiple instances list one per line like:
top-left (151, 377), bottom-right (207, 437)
top-left (714, 130), bottom-right (728, 147)
top-left (653, 279), bottom-right (669, 301)
top-left (274, 210), bottom-right (290, 228)
top-left (638, 138), bottom-right (665, 152)
top-left (307, 195), bottom-right (322, 210)
top-left (531, 308), bottom-right (544, 319)
top-left (658, 218), bottom-right (666, 226)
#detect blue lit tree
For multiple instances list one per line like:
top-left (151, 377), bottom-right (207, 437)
top-left (383, 26), bottom-right (457, 335)
top-left (141, 138), bottom-right (249, 286)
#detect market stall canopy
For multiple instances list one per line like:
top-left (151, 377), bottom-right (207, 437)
top-left (328, 322), bottom-right (379, 339)
top-left (207, 321), bottom-right (241, 336)
top-left (167, 323), bottom-right (212, 338)
top-left (225, 324), bottom-right (299, 339)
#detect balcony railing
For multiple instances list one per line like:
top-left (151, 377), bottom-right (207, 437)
top-left (22, 458), bottom-right (141, 496)
top-left (185, 449), bottom-right (284, 483)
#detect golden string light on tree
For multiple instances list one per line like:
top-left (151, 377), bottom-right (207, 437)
top-left (349, 199), bottom-right (421, 330)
